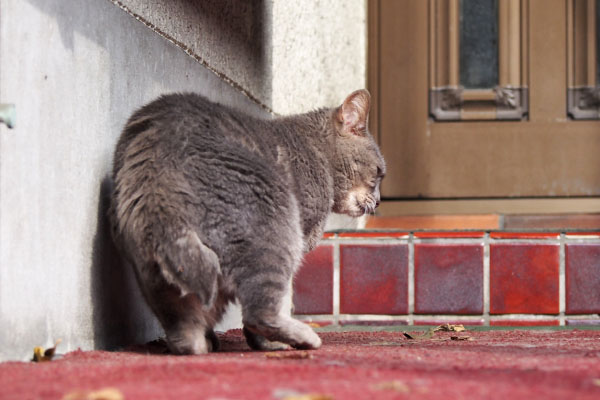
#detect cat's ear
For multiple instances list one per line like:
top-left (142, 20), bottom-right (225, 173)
top-left (337, 89), bottom-right (371, 137)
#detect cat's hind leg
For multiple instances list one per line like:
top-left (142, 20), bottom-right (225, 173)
top-left (133, 231), bottom-right (223, 355)
top-left (141, 229), bottom-right (224, 354)
top-left (145, 282), bottom-right (216, 355)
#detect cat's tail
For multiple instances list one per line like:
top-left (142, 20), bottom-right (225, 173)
top-left (154, 228), bottom-right (221, 307)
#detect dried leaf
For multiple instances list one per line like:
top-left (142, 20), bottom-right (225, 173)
top-left (403, 330), bottom-right (434, 341)
top-left (305, 322), bottom-right (321, 328)
top-left (434, 324), bottom-right (466, 332)
top-left (450, 336), bottom-right (473, 341)
top-left (265, 351), bottom-right (312, 359)
top-left (32, 339), bottom-right (62, 362)
top-left (371, 380), bottom-right (410, 393)
top-left (62, 387), bottom-right (124, 400)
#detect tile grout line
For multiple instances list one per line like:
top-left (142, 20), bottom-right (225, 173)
top-left (408, 234), bottom-right (415, 325)
top-left (332, 240), bottom-right (340, 326)
top-left (483, 233), bottom-right (490, 326)
top-left (559, 233), bottom-right (566, 326)
top-left (297, 313), bottom-right (595, 323)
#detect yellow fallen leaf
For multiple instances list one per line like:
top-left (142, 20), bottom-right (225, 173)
top-left (265, 351), bottom-right (312, 359)
top-left (371, 380), bottom-right (410, 393)
top-left (62, 387), bottom-right (124, 400)
top-left (305, 322), bottom-right (321, 328)
top-left (592, 378), bottom-right (600, 387)
top-left (434, 324), bottom-right (466, 332)
top-left (32, 339), bottom-right (62, 362)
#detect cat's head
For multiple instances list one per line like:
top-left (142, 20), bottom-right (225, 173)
top-left (331, 89), bottom-right (386, 217)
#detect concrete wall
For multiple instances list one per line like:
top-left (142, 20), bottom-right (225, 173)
top-left (0, 0), bottom-right (268, 360)
top-left (0, 0), bottom-right (367, 360)
top-left (271, 1), bottom-right (367, 114)
top-left (109, 0), bottom-right (273, 112)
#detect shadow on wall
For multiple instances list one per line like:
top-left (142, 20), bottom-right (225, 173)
top-left (25, 0), bottom-right (272, 109)
top-left (91, 176), bottom-right (162, 350)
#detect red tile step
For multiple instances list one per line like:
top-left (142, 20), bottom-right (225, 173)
top-left (366, 215), bottom-right (500, 230)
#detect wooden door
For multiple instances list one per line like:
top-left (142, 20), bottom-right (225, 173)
top-left (369, 0), bottom-right (600, 213)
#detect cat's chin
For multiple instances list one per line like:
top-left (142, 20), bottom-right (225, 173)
top-left (344, 207), bottom-right (368, 218)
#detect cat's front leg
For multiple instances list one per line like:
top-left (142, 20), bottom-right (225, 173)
top-left (242, 327), bottom-right (290, 351)
top-left (242, 313), bottom-right (322, 350)
top-left (237, 273), bottom-right (321, 350)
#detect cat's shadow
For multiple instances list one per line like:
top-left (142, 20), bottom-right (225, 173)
top-left (123, 334), bottom-right (252, 355)
top-left (90, 175), bottom-right (162, 350)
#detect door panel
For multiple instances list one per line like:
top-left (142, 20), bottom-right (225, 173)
top-left (372, 0), bottom-right (600, 199)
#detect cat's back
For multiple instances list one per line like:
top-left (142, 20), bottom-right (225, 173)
top-left (113, 93), bottom-right (269, 172)
top-left (111, 93), bottom-right (294, 257)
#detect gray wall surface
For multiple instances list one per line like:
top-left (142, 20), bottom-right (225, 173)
top-left (114, 0), bottom-right (366, 115)
top-left (0, 0), bottom-right (268, 360)
top-left (110, 0), bottom-right (274, 111)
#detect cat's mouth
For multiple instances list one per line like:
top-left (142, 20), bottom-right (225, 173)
top-left (341, 189), bottom-right (379, 217)
top-left (357, 200), bottom-right (377, 216)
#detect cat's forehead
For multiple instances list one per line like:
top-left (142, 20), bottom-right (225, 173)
top-left (346, 137), bottom-right (385, 173)
top-left (363, 136), bottom-right (385, 165)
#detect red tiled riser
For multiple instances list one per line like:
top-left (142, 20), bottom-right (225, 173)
top-left (565, 243), bottom-right (600, 314)
top-left (340, 244), bottom-right (408, 315)
top-left (293, 245), bottom-right (333, 314)
top-left (490, 243), bottom-right (559, 314)
top-left (414, 244), bottom-right (484, 314)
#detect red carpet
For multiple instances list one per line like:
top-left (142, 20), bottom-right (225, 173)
top-left (2, 329), bottom-right (600, 399)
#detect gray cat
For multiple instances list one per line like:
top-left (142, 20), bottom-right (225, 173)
top-left (110, 89), bottom-right (385, 354)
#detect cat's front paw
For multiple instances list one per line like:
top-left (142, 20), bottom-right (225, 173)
top-left (244, 327), bottom-right (291, 351)
top-left (291, 329), bottom-right (322, 350)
